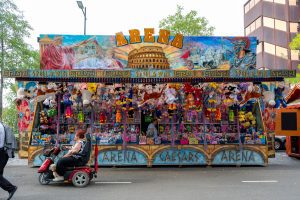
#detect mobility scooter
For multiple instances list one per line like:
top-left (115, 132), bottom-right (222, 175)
top-left (38, 133), bottom-right (98, 187)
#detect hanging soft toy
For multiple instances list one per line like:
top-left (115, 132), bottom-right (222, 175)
top-left (100, 112), bottom-right (106, 124)
top-left (40, 110), bottom-right (48, 124)
top-left (87, 83), bottom-right (97, 94)
top-left (116, 110), bottom-right (122, 123)
top-left (274, 83), bottom-right (287, 108)
top-left (193, 85), bottom-right (203, 111)
top-left (82, 89), bottom-right (92, 105)
top-left (65, 106), bottom-right (72, 118)
top-left (229, 109), bottom-right (234, 122)
top-left (165, 86), bottom-right (177, 111)
top-left (78, 111), bottom-right (84, 123)
top-left (239, 84), bottom-right (262, 106)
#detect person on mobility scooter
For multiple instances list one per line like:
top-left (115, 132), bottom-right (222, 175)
top-left (38, 129), bottom-right (98, 187)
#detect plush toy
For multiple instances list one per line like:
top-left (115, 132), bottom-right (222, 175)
top-left (65, 106), bottom-right (72, 118)
top-left (165, 87), bottom-right (177, 110)
top-left (87, 83), bottom-right (97, 94)
top-left (63, 92), bottom-right (73, 106)
top-left (193, 86), bottom-right (203, 110)
top-left (274, 83), bottom-right (287, 108)
top-left (116, 110), bottom-right (122, 123)
top-left (238, 111), bottom-right (246, 122)
top-left (40, 110), bottom-right (48, 124)
top-left (17, 88), bottom-right (26, 99)
top-left (239, 84), bottom-right (262, 106)
top-left (139, 84), bottom-right (166, 107)
top-left (47, 108), bottom-right (57, 117)
top-left (100, 112), bottom-right (106, 124)
top-left (43, 95), bottom-right (56, 108)
top-left (82, 89), bottom-right (92, 105)
top-left (229, 109), bottom-right (234, 122)
top-left (78, 111), bottom-right (84, 123)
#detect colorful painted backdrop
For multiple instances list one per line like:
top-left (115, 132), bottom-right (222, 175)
top-left (39, 35), bottom-right (257, 71)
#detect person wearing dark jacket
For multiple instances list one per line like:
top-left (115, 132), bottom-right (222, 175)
top-left (0, 121), bottom-right (18, 200)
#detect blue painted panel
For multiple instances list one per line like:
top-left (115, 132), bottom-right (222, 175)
top-left (98, 150), bottom-right (147, 165)
top-left (153, 148), bottom-right (206, 165)
top-left (212, 149), bottom-right (264, 165)
top-left (32, 150), bottom-right (68, 167)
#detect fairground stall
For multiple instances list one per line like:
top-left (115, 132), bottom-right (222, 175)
top-left (4, 29), bottom-right (296, 167)
top-left (275, 84), bottom-right (300, 158)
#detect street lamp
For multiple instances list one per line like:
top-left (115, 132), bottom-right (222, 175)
top-left (77, 1), bottom-right (87, 35)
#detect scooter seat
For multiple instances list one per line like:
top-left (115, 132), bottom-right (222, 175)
top-left (66, 165), bottom-right (90, 171)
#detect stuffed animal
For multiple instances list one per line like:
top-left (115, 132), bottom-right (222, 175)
top-left (164, 87), bottom-right (177, 110)
top-left (116, 110), bottom-right (122, 123)
top-left (78, 111), bottom-right (84, 123)
top-left (40, 110), bottom-right (48, 124)
top-left (82, 89), bottom-right (92, 105)
top-left (65, 106), bottom-right (72, 118)
top-left (17, 88), bottom-right (25, 99)
top-left (100, 112), bottom-right (106, 124)
top-left (87, 83), bottom-right (97, 94)
top-left (239, 84), bottom-right (262, 106)
top-left (274, 83), bottom-right (287, 108)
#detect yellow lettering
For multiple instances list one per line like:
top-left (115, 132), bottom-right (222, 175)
top-left (129, 29), bottom-right (141, 43)
top-left (115, 32), bottom-right (128, 47)
top-left (157, 29), bottom-right (170, 44)
top-left (144, 28), bottom-right (155, 43)
top-left (171, 33), bottom-right (183, 49)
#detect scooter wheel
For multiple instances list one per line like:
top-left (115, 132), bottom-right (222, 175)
top-left (39, 173), bottom-right (50, 185)
top-left (72, 171), bottom-right (90, 187)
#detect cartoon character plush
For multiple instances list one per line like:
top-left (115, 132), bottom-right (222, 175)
top-left (239, 84), bottom-right (262, 106)
top-left (81, 89), bottom-right (92, 105)
top-left (87, 83), bottom-right (97, 94)
top-left (116, 110), bottom-right (122, 123)
top-left (100, 112), bottom-right (106, 124)
top-left (139, 84), bottom-right (166, 107)
top-left (17, 88), bottom-right (26, 99)
top-left (165, 87), bottom-right (177, 110)
top-left (274, 83), bottom-right (287, 108)
top-left (77, 111), bottom-right (84, 123)
top-left (40, 110), bottom-right (48, 124)
top-left (43, 95), bottom-right (56, 108)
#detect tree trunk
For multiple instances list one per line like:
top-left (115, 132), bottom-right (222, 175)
top-left (0, 37), bottom-right (4, 120)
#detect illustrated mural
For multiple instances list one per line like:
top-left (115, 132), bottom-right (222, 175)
top-left (39, 34), bottom-right (257, 71)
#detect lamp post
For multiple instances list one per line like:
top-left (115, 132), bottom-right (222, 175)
top-left (77, 1), bottom-right (87, 35)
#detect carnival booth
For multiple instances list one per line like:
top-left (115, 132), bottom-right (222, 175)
top-left (275, 84), bottom-right (300, 158)
top-left (4, 30), bottom-right (296, 166)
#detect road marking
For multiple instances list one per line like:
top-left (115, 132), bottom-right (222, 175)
top-left (95, 181), bottom-right (132, 184)
top-left (242, 180), bottom-right (278, 183)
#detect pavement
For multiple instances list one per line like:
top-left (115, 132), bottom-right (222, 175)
top-left (1, 151), bottom-right (300, 200)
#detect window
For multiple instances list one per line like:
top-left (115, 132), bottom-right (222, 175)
top-left (257, 42), bottom-right (263, 53)
top-left (275, 19), bottom-right (287, 31)
top-left (245, 26), bottom-right (251, 36)
top-left (263, 17), bottom-right (274, 29)
top-left (250, 0), bottom-right (255, 9)
top-left (245, 4), bottom-right (249, 13)
top-left (274, 0), bottom-right (286, 4)
top-left (290, 23), bottom-right (298, 32)
top-left (250, 22), bottom-right (256, 32)
top-left (255, 0), bottom-right (261, 4)
top-left (264, 0), bottom-right (273, 2)
top-left (265, 42), bottom-right (275, 55)
top-left (255, 17), bottom-right (262, 28)
top-left (276, 46), bottom-right (288, 59)
top-left (289, 0), bottom-right (297, 5)
top-left (291, 50), bottom-right (299, 60)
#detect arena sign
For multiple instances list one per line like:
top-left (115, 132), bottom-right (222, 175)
top-left (115, 28), bottom-right (183, 48)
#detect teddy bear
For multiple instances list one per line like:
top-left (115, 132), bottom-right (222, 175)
top-left (81, 89), bottom-right (92, 105)
top-left (17, 87), bottom-right (25, 99)
top-left (164, 86), bottom-right (177, 110)
top-left (40, 110), bottom-right (48, 124)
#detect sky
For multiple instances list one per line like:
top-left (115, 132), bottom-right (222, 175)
top-left (14, 0), bottom-right (246, 50)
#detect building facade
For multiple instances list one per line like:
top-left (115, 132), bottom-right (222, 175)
top-left (244, 0), bottom-right (300, 71)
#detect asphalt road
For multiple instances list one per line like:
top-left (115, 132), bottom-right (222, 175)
top-left (1, 152), bottom-right (299, 200)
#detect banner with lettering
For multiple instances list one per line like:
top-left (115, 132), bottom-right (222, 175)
top-left (39, 33), bottom-right (257, 71)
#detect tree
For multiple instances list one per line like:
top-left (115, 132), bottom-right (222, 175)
top-left (286, 34), bottom-right (300, 84)
top-left (0, 0), bottom-right (39, 120)
top-left (159, 5), bottom-right (215, 36)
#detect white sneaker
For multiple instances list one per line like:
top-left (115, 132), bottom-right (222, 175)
top-left (52, 176), bottom-right (64, 182)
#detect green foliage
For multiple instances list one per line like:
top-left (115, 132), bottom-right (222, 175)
top-left (0, 0), bottom-right (40, 70)
top-left (159, 5), bottom-right (215, 36)
top-left (0, 0), bottom-right (40, 121)
top-left (289, 33), bottom-right (300, 50)
top-left (2, 99), bottom-right (18, 135)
